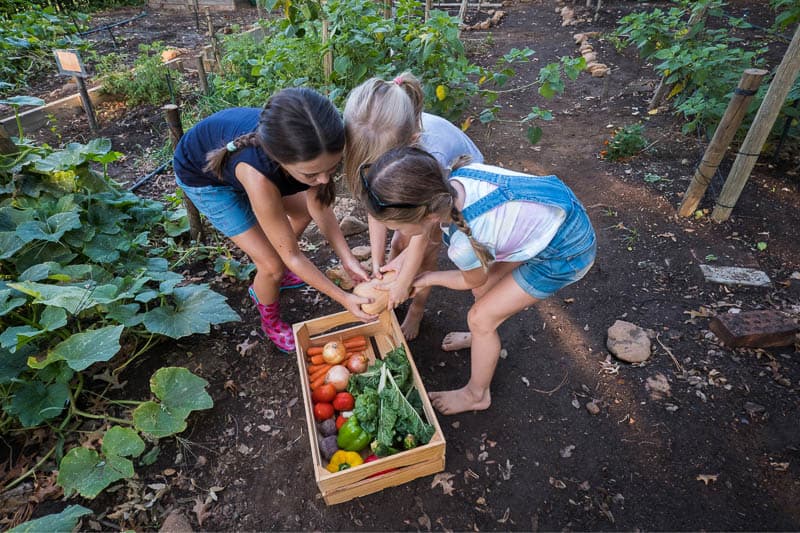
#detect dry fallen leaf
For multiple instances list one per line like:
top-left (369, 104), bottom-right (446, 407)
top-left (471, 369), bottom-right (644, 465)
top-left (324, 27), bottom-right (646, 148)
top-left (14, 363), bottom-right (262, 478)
top-left (236, 338), bottom-right (258, 356)
top-left (431, 472), bottom-right (456, 495)
top-left (696, 474), bottom-right (718, 485)
top-left (193, 496), bottom-right (212, 526)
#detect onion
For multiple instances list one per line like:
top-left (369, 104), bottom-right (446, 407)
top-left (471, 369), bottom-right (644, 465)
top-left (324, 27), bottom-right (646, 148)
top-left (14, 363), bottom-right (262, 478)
top-left (322, 341), bottom-right (347, 364)
top-left (325, 365), bottom-right (350, 391)
top-left (346, 353), bottom-right (368, 374)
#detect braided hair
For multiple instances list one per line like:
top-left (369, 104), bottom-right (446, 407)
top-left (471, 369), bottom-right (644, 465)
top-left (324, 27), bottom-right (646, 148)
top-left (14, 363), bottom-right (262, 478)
top-left (204, 87), bottom-right (344, 206)
top-left (361, 147), bottom-right (493, 270)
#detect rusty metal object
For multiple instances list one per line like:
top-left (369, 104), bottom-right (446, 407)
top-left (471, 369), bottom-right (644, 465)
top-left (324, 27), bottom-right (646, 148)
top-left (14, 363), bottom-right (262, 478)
top-left (709, 310), bottom-right (799, 348)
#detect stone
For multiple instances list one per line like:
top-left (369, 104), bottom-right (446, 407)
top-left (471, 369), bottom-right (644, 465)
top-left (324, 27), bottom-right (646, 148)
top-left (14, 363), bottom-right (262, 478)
top-left (159, 510), bottom-right (193, 533)
top-left (699, 264), bottom-right (771, 287)
top-left (339, 215), bottom-right (368, 236)
top-left (607, 320), bottom-right (651, 363)
top-left (325, 266), bottom-right (355, 290)
top-left (586, 401), bottom-right (600, 415)
top-left (351, 245), bottom-right (371, 261)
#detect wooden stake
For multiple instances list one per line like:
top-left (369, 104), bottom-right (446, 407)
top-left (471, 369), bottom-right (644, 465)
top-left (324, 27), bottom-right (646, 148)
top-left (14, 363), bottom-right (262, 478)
top-left (712, 24), bottom-right (800, 222)
top-left (75, 76), bottom-right (98, 132)
top-left (163, 104), bottom-right (204, 243)
top-left (196, 54), bottom-right (209, 94)
top-left (0, 125), bottom-right (17, 155)
top-left (457, 0), bottom-right (469, 37)
top-left (384, 0), bottom-right (392, 19)
top-left (205, 8), bottom-right (221, 69)
top-left (678, 68), bottom-right (767, 217)
top-left (322, 18), bottom-right (332, 82)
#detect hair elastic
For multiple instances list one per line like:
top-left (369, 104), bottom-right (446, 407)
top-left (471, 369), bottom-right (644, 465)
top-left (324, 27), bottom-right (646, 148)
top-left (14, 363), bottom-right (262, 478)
top-left (226, 141), bottom-right (237, 152)
top-left (393, 76), bottom-right (403, 86)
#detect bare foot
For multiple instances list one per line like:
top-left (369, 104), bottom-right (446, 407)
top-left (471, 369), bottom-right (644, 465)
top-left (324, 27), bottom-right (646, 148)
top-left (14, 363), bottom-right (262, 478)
top-left (441, 331), bottom-right (472, 351)
top-left (429, 386), bottom-right (491, 415)
top-left (401, 306), bottom-right (424, 340)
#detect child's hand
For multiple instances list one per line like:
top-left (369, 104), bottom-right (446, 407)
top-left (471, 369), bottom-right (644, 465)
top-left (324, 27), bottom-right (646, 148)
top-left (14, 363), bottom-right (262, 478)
top-left (342, 256), bottom-right (370, 283)
top-left (380, 249), bottom-right (406, 277)
top-left (343, 292), bottom-right (377, 322)
top-left (377, 273), bottom-right (411, 310)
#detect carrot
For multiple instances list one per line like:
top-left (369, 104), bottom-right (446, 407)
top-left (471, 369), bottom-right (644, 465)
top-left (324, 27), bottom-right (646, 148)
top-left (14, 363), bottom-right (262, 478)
top-left (309, 374), bottom-right (327, 390)
top-left (308, 354), bottom-right (325, 365)
top-left (343, 336), bottom-right (367, 349)
top-left (309, 365), bottom-right (331, 383)
top-left (307, 346), bottom-right (324, 356)
top-left (307, 363), bottom-right (330, 374)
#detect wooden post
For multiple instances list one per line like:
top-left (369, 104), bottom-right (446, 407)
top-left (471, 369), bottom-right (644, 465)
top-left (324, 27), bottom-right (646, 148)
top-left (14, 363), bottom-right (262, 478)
top-left (196, 54), bottom-right (209, 94)
top-left (678, 68), bottom-right (768, 217)
top-left (424, 0), bottom-right (432, 21)
top-left (383, 0), bottom-right (392, 19)
top-left (75, 76), bottom-right (99, 132)
top-left (712, 24), bottom-right (800, 222)
top-left (205, 8), bottom-right (222, 69)
top-left (457, 0), bottom-right (469, 36)
top-left (322, 19), bottom-right (333, 82)
top-left (648, 5), bottom-right (708, 111)
top-left (0, 126), bottom-right (17, 155)
top-left (163, 104), bottom-right (204, 243)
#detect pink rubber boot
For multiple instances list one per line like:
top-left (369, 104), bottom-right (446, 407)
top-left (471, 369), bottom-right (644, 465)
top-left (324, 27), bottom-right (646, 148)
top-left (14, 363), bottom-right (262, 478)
top-left (248, 286), bottom-right (295, 353)
top-left (280, 269), bottom-right (306, 291)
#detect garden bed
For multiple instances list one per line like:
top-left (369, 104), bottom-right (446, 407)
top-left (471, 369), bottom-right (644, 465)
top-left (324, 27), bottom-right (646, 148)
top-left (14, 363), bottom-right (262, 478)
top-left (2, 0), bottom-right (799, 531)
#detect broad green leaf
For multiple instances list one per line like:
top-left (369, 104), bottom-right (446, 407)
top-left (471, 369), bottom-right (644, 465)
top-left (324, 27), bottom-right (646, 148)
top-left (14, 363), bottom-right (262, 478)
top-left (151, 367), bottom-right (213, 411)
top-left (29, 325), bottom-right (123, 371)
top-left (142, 285), bottom-right (240, 339)
top-left (19, 262), bottom-right (93, 282)
top-left (102, 426), bottom-right (145, 458)
top-left (0, 287), bottom-right (26, 316)
top-left (105, 302), bottom-right (144, 327)
top-left (39, 305), bottom-right (68, 330)
top-left (0, 96), bottom-right (45, 107)
top-left (8, 504), bottom-right (92, 533)
top-left (0, 344), bottom-right (33, 384)
top-left (0, 325), bottom-right (42, 351)
top-left (5, 381), bottom-right (69, 427)
top-left (8, 281), bottom-right (120, 314)
top-left (132, 401), bottom-right (190, 438)
top-left (57, 447), bottom-right (133, 498)
top-left (0, 232), bottom-right (25, 260)
top-left (83, 233), bottom-right (121, 263)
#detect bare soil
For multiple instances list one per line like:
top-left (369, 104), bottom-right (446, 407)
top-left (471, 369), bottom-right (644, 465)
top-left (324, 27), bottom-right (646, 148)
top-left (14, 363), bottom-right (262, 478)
top-left (6, 0), bottom-right (800, 531)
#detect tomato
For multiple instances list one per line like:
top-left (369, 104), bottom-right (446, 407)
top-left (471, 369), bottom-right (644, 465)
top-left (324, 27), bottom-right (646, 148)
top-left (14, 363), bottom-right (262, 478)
top-left (311, 383), bottom-right (336, 403)
top-left (336, 414), bottom-right (348, 430)
top-left (313, 402), bottom-right (334, 421)
top-left (332, 392), bottom-right (355, 411)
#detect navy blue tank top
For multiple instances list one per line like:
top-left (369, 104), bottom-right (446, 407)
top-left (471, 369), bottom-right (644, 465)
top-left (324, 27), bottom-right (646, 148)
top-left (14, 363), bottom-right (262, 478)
top-left (173, 107), bottom-right (309, 196)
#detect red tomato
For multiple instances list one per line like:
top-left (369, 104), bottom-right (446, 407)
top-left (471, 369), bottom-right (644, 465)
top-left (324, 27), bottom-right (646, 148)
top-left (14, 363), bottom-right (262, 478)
top-left (311, 384), bottom-right (336, 404)
top-left (313, 402), bottom-right (334, 421)
top-left (336, 414), bottom-right (348, 430)
top-left (332, 392), bottom-right (355, 411)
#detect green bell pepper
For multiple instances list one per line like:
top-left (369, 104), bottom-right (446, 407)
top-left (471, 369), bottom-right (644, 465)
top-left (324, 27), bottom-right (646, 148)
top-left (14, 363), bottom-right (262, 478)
top-left (337, 414), bottom-right (371, 452)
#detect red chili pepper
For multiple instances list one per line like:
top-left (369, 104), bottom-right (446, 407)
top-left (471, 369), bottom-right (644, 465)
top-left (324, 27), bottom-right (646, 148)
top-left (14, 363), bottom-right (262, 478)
top-left (364, 454), bottom-right (396, 478)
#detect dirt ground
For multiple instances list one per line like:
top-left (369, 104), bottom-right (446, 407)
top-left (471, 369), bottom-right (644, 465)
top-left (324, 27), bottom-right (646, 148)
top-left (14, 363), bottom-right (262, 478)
top-left (6, 0), bottom-right (800, 530)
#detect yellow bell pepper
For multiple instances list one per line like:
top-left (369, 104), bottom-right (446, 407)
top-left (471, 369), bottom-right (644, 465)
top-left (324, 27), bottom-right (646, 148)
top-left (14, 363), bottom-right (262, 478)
top-left (326, 450), bottom-right (363, 472)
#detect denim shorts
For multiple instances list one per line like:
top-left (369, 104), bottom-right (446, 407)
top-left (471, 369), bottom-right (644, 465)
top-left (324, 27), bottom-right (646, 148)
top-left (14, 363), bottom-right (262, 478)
top-left (511, 214), bottom-right (597, 300)
top-left (175, 176), bottom-right (256, 238)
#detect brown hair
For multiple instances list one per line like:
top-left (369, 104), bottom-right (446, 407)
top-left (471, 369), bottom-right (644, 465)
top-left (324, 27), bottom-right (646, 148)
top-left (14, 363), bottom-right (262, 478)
top-left (204, 87), bottom-right (344, 206)
top-left (361, 147), bottom-right (493, 270)
top-left (342, 72), bottom-right (425, 197)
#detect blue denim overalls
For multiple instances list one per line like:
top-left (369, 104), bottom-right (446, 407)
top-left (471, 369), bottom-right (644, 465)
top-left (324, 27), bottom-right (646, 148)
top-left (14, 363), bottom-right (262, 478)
top-left (446, 165), bottom-right (596, 298)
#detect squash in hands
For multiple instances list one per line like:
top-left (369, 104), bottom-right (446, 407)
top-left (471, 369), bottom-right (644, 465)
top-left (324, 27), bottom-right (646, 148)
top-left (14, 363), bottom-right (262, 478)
top-left (353, 271), bottom-right (399, 314)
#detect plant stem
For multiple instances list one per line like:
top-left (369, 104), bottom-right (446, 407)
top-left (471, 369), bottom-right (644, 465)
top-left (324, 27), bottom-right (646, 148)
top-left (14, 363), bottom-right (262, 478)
top-left (113, 333), bottom-right (156, 375)
top-left (71, 407), bottom-right (132, 426)
top-left (4, 445), bottom-right (57, 491)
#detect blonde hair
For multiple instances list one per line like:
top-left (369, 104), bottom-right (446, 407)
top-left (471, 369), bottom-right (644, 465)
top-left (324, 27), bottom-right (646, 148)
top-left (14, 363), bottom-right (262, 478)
top-left (343, 72), bottom-right (425, 197)
top-left (361, 147), bottom-right (493, 270)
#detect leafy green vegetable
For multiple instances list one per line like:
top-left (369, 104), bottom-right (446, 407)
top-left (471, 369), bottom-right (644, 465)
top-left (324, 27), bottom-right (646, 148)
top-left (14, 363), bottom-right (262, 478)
top-left (350, 345), bottom-right (434, 449)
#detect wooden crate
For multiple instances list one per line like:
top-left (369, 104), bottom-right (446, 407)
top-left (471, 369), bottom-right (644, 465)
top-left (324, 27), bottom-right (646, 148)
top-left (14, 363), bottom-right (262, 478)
top-left (293, 309), bottom-right (446, 505)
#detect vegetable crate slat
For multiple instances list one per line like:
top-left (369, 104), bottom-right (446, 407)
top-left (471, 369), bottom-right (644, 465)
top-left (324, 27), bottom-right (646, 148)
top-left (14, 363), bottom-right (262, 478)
top-left (293, 309), bottom-right (446, 505)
